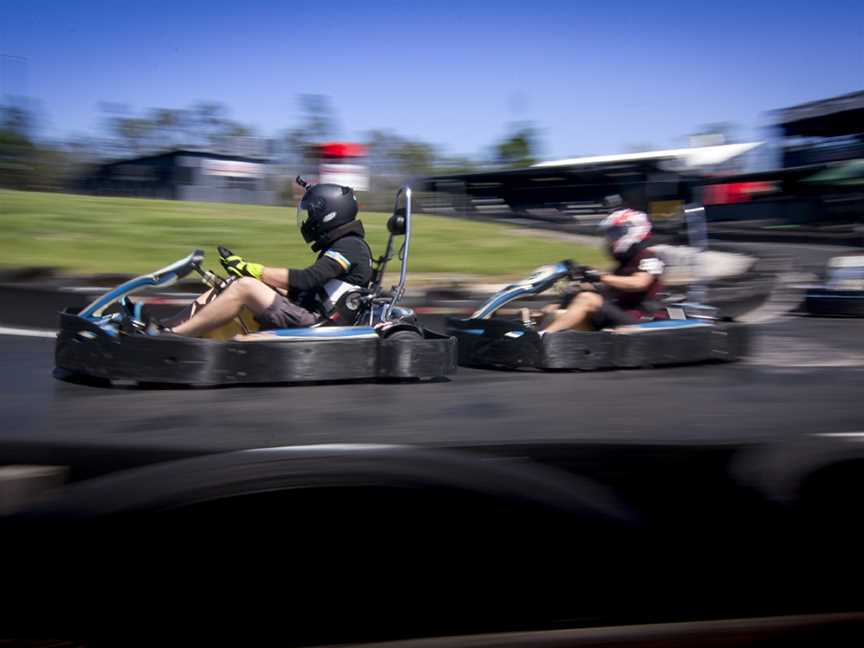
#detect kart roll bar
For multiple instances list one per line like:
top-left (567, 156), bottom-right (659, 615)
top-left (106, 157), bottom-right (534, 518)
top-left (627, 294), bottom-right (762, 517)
top-left (370, 185), bottom-right (412, 320)
top-left (386, 185), bottom-right (412, 319)
top-left (684, 203), bottom-right (708, 305)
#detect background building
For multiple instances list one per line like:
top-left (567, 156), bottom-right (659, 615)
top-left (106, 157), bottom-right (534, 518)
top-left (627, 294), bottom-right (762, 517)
top-left (418, 143), bottom-right (762, 233)
top-left (80, 149), bottom-right (277, 205)
top-left (773, 90), bottom-right (864, 167)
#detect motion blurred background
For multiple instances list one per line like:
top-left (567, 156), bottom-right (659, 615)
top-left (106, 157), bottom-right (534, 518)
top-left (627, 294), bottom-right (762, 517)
top-left (1, 0), bottom-right (862, 279)
top-left (2, 3), bottom-right (864, 642)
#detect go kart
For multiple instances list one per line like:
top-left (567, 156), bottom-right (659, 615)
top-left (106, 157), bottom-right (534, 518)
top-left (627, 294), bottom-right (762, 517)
top-left (447, 261), bottom-right (748, 371)
top-left (803, 255), bottom-right (864, 317)
top-left (449, 203), bottom-right (748, 371)
top-left (55, 186), bottom-right (457, 386)
top-left (447, 261), bottom-right (749, 371)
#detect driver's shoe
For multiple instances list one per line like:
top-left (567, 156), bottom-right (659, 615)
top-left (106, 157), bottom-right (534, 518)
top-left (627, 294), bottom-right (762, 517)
top-left (143, 319), bottom-right (178, 337)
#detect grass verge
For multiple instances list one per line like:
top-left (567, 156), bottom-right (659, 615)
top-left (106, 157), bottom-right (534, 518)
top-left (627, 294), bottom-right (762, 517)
top-left (0, 189), bottom-right (605, 277)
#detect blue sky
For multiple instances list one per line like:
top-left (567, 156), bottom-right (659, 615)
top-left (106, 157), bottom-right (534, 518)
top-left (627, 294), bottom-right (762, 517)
top-left (1, 0), bottom-right (862, 159)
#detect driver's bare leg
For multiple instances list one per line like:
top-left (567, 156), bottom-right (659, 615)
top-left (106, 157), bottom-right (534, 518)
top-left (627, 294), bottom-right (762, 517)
top-left (170, 278), bottom-right (277, 337)
top-left (159, 288), bottom-right (219, 329)
top-left (543, 292), bottom-right (603, 333)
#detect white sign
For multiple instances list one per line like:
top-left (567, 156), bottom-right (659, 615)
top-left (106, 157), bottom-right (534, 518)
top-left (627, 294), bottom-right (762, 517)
top-left (203, 159), bottom-right (264, 178)
top-left (319, 163), bottom-right (369, 191)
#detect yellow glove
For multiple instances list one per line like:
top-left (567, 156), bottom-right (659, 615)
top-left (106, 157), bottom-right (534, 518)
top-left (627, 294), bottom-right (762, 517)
top-left (218, 246), bottom-right (264, 280)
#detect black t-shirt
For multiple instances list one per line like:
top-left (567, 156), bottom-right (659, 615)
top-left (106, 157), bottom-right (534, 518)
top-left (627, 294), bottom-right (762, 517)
top-left (287, 234), bottom-right (372, 307)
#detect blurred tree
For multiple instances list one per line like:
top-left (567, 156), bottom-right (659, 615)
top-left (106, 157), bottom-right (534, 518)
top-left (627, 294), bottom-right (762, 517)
top-left (435, 155), bottom-right (478, 175)
top-left (364, 130), bottom-right (440, 180)
top-left (0, 104), bottom-right (83, 191)
top-left (436, 155), bottom-right (480, 174)
top-left (99, 102), bottom-right (256, 157)
top-left (191, 102), bottom-right (228, 147)
top-left (2, 105), bottom-right (32, 136)
top-left (495, 124), bottom-right (539, 168)
top-left (394, 140), bottom-right (436, 178)
top-left (114, 117), bottom-right (152, 156)
top-left (273, 95), bottom-right (339, 178)
top-left (222, 122), bottom-right (254, 138)
top-left (27, 144), bottom-right (77, 192)
top-left (356, 129), bottom-right (446, 209)
top-left (0, 105), bottom-right (36, 188)
top-left (148, 107), bottom-right (186, 149)
top-left (299, 94), bottom-right (337, 142)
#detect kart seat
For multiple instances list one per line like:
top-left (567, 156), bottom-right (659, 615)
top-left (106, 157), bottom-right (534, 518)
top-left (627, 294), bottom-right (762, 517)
top-left (324, 287), bottom-right (375, 326)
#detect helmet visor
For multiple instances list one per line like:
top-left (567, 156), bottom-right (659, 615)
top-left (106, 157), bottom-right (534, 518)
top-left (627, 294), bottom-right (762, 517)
top-left (296, 202), bottom-right (308, 230)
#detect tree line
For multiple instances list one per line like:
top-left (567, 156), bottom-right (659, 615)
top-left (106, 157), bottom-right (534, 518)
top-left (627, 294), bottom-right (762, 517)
top-left (0, 94), bottom-right (541, 196)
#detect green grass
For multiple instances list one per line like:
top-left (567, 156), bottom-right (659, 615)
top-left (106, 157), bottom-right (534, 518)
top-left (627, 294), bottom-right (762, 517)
top-left (0, 189), bottom-right (604, 277)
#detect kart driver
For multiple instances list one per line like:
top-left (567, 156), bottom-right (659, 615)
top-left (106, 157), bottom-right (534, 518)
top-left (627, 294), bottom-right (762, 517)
top-left (160, 181), bottom-right (372, 337)
top-left (542, 195), bottom-right (665, 333)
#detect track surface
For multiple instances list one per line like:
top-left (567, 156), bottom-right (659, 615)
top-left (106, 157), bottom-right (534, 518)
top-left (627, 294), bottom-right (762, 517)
top-left (2, 315), bottom-right (862, 467)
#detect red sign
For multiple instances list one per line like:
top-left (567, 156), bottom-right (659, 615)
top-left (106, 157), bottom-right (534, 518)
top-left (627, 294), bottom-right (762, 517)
top-left (318, 142), bottom-right (367, 158)
top-left (703, 181), bottom-right (775, 205)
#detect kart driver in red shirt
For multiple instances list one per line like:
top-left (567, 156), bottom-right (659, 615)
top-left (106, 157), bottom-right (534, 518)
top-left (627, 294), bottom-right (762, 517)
top-left (543, 195), bottom-right (666, 333)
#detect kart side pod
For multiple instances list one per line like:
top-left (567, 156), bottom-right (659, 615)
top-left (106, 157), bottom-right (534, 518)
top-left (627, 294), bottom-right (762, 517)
top-left (804, 255), bottom-right (864, 317)
top-left (56, 310), bottom-right (457, 386)
top-left (447, 317), bottom-right (749, 371)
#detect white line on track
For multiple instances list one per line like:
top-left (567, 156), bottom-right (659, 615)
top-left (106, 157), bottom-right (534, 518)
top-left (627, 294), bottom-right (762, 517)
top-left (244, 444), bottom-right (402, 453)
top-left (815, 432), bottom-right (864, 439)
top-left (0, 326), bottom-right (57, 338)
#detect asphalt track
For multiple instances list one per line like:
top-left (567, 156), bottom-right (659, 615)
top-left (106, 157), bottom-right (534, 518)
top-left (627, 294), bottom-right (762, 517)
top-left (2, 314), bottom-right (863, 470)
top-left (3, 289), bottom-right (864, 641)
top-left (1, 237), bottom-right (861, 469)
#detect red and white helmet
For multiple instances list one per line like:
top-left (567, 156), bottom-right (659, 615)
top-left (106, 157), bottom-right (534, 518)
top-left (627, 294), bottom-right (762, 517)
top-left (599, 208), bottom-right (652, 256)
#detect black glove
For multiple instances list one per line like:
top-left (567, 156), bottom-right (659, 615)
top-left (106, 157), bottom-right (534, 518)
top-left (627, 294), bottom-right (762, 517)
top-left (560, 259), bottom-right (582, 280)
top-left (582, 267), bottom-right (606, 283)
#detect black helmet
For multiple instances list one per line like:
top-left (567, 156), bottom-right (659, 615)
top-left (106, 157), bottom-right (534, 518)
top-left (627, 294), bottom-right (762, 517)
top-left (296, 182), bottom-right (359, 248)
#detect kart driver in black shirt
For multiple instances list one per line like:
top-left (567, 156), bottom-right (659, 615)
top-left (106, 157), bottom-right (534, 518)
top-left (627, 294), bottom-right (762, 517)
top-left (164, 181), bottom-right (372, 337)
top-left (543, 195), bottom-right (666, 333)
